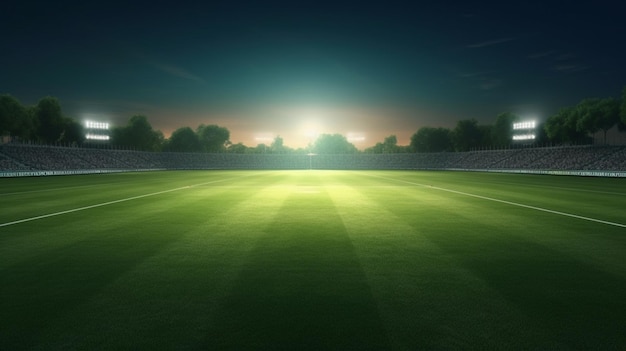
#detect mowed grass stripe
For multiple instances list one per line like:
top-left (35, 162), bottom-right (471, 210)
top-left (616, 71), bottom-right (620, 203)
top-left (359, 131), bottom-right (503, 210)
top-left (368, 173), bottom-right (626, 228)
top-left (1, 175), bottom-right (282, 349)
top-left (327, 175), bottom-right (551, 349)
top-left (349, 172), bottom-right (626, 348)
top-left (0, 171), bottom-right (284, 270)
top-left (25, 177), bottom-right (294, 350)
top-left (387, 171), bottom-right (626, 225)
top-left (207, 179), bottom-right (390, 350)
top-left (0, 172), bottom-right (193, 222)
top-left (0, 172), bottom-right (264, 273)
top-left (1, 170), bottom-right (625, 349)
top-left (411, 202), bottom-right (626, 349)
top-left (0, 171), bottom-right (267, 227)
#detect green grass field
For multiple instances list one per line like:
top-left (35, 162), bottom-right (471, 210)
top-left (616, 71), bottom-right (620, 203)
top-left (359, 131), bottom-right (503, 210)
top-left (1, 170), bottom-right (625, 350)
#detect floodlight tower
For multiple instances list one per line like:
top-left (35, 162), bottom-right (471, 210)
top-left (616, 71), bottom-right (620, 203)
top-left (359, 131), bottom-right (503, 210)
top-left (512, 120), bottom-right (537, 145)
top-left (84, 120), bottom-right (111, 144)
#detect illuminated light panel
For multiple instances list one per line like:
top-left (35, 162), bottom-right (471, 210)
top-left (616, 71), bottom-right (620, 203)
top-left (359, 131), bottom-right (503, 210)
top-left (86, 134), bottom-right (110, 140)
top-left (513, 134), bottom-right (536, 140)
top-left (513, 121), bottom-right (536, 130)
top-left (85, 121), bottom-right (109, 130)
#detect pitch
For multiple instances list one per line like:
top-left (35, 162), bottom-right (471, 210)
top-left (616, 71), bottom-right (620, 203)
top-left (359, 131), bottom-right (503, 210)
top-left (1, 170), bottom-right (625, 349)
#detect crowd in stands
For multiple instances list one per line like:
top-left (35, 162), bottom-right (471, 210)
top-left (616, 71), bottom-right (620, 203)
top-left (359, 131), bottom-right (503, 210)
top-left (0, 153), bottom-right (27, 171)
top-left (0, 143), bottom-right (625, 173)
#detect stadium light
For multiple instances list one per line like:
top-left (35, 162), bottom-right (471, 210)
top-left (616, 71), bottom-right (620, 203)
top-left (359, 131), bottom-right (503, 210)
top-left (513, 120), bottom-right (536, 130)
top-left (85, 120), bottom-right (110, 130)
top-left (512, 119), bottom-right (538, 143)
top-left (86, 134), bottom-right (110, 140)
top-left (84, 119), bottom-right (111, 142)
top-left (513, 134), bottom-right (536, 141)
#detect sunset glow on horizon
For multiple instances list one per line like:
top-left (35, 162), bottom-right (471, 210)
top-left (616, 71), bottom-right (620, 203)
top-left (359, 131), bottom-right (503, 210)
top-left (2, 2), bottom-right (625, 149)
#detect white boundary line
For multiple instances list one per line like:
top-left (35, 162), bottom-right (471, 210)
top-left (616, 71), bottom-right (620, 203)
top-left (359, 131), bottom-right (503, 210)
top-left (368, 174), bottom-right (626, 229)
top-left (0, 174), bottom-right (262, 228)
top-left (472, 181), bottom-right (626, 197)
top-left (4, 171), bottom-right (624, 229)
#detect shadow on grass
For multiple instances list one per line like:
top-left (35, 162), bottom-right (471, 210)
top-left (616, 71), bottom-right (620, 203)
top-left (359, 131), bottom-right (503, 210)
top-left (370, 190), bottom-right (626, 349)
top-left (207, 191), bottom-right (390, 350)
top-left (454, 235), bottom-right (626, 349)
top-left (0, 230), bottom-right (181, 350)
top-left (404, 204), bottom-right (626, 348)
top-left (0, 191), bottom-right (252, 350)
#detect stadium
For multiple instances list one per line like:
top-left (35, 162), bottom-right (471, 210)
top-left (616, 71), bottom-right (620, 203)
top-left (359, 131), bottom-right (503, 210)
top-left (1, 144), bottom-right (625, 349)
top-left (3, 1), bottom-right (626, 348)
top-left (2, 143), bottom-right (626, 175)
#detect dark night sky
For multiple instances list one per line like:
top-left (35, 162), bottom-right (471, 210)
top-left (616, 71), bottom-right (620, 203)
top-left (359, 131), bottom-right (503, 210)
top-left (2, 1), bottom-right (625, 147)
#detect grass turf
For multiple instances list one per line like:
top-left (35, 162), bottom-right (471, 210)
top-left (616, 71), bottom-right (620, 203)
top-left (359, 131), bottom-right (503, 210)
top-left (1, 170), bottom-right (625, 349)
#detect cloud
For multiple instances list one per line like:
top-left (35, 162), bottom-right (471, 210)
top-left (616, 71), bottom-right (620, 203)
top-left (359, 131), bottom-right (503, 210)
top-left (466, 37), bottom-right (514, 48)
top-left (151, 62), bottom-right (206, 83)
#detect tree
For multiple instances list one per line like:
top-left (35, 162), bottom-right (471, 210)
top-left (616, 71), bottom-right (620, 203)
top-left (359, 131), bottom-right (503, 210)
top-left (383, 135), bottom-right (399, 153)
top-left (410, 127), bottom-right (452, 152)
top-left (127, 115), bottom-right (161, 151)
top-left (270, 135), bottom-right (287, 154)
top-left (34, 96), bottom-right (65, 143)
top-left (577, 98), bottom-right (620, 144)
top-left (168, 127), bottom-right (201, 152)
top-left (110, 127), bottom-right (127, 147)
top-left (111, 115), bottom-right (163, 151)
top-left (154, 130), bottom-right (165, 151)
top-left (544, 107), bottom-right (589, 145)
top-left (197, 124), bottom-right (230, 153)
top-left (364, 142), bottom-right (384, 154)
top-left (492, 112), bottom-right (518, 148)
top-left (249, 143), bottom-right (268, 154)
top-left (227, 142), bottom-right (248, 154)
top-left (59, 117), bottom-right (84, 145)
top-left (478, 125), bottom-right (493, 148)
top-left (452, 119), bottom-right (482, 151)
top-left (365, 135), bottom-right (400, 154)
top-left (545, 107), bottom-right (570, 144)
top-left (0, 94), bottom-right (32, 139)
top-left (312, 133), bottom-right (358, 154)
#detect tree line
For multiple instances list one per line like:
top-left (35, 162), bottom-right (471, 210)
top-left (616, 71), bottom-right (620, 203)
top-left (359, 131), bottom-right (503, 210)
top-left (405, 87), bottom-right (626, 153)
top-left (1, 86), bottom-right (625, 154)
